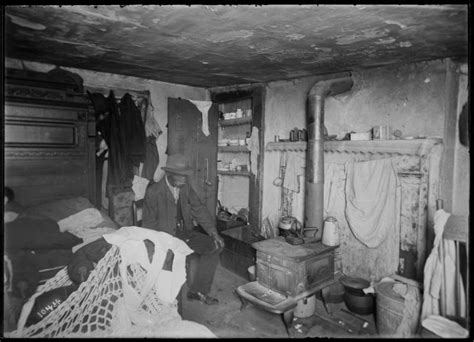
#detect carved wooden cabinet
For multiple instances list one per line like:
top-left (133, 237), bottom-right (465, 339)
top-left (4, 68), bottom-right (95, 206)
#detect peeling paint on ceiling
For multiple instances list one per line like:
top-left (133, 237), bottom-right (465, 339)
top-left (7, 14), bottom-right (46, 30)
top-left (4, 4), bottom-right (468, 87)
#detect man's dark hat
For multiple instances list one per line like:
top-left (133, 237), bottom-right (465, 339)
top-left (162, 154), bottom-right (193, 175)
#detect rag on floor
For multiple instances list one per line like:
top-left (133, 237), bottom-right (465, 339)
top-left (345, 158), bottom-right (400, 248)
top-left (421, 315), bottom-right (468, 338)
top-left (421, 209), bottom-right (466, 321)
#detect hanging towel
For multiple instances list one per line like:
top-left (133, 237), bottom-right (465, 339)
top-left (189, 100), bottom-right (212, 136)
top-left (421, 209), bottom-right (466, 321)
top-left (345, 158), bottom-right (400, 248)
top-left (283, 153), bottom-right (305, 193)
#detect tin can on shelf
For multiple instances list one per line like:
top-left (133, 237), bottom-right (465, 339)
top-left (373, 125), bottom-right (391, 140)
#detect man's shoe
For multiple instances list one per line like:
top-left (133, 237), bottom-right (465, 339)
top-left (187, 291), bottom-right (219, 305)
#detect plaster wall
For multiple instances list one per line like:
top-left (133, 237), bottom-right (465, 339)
top-left (262, 59), bottom-right (449, 279)
top-left (452, 71), bottom-right (469, 216)
top-left (263, 59), bottom-right (447, 223)
top-left (5, 58), bottom-right (209, 182)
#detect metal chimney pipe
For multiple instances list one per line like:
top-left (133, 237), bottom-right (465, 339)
top-left (305, 76), bottom-right (353, 240)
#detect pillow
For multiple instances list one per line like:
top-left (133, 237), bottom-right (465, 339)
top-left (22, 197), bottom-right (95, 222)
top-left (58, 208), bottom-right (105, 232)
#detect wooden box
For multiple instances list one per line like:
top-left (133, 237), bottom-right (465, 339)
top-left (217, 217), bottom-right (245, 232)
top-left (220, 225), bottom-right (264, 279)
top-left (252, 238), bottom-right (336, 297)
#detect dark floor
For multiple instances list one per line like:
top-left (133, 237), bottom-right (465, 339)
top-left (181, 263), bottom-right (379, 338)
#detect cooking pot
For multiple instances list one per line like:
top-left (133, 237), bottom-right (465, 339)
top-left (340, 276), bottom-right (375, 315)
top-left (278, 216), bottom-right (302, 237)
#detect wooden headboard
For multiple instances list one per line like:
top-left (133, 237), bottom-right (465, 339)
top-left (4, 68), bottom-right (96, 207)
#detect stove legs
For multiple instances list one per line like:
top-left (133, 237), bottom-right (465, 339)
top-left (238, 296), bottom-right (295, 338)
top-left (238, 294), bottom-right (250, 311)
top-left (282, 309), bottom-right (295, 338)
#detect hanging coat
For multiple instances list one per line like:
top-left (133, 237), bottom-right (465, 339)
top-left (141, 136), bottom-right (160, 181)
top-left (107, 90), bottom-right (132, 187)
top-left (119, 93), bottom-right (147, 167)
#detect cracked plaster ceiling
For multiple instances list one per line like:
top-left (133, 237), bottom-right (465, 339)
top-left (4, 4), bottom-right (469, 87)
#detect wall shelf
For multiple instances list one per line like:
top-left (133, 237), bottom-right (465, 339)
top-left (265, 138), bottom-right (442, 156)
top-left (219, 145), bottom-right (250, 153)
top-left (218, 116), bottom-right (252, 127)
top-left (217, 170), bottom-right (252, 177)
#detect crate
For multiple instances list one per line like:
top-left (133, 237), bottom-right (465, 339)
top-left (220, 225), bottom-right (264, 279)
top-left (217, 218), bottom-right (245, 233)
top-left (252, 238), bottom-right (336, 297)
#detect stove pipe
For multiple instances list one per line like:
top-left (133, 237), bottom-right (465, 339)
top-left (305, 76), bottom-right (353, 239)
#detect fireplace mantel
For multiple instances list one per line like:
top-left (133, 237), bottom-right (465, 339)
top-left (265, 137), bottom-right (442, 157)
top-left (264, 137), bottom-right (443, 281)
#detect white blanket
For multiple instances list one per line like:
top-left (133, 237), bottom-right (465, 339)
top-left (421, 209), bottom-right (466, 321)
top-left (345, 158), bottom-right (400, 248)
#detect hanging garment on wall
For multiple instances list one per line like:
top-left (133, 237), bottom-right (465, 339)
top-left (119, 93), bottom-right (147, 167)
top-left (105, 90), bottom-right (131, 187)
top-left (283, 153), bottom-right (305, 193)
top-left (188, 100), bottom-right (212, 136)
top-left (345, 158), bottom-right (400, 248)
top-left (142, 99), bottom-right (163, 139)
top-left (141, 136), bottom-right (160, 181)
top-left (421, 209), bottom-right (466, 321)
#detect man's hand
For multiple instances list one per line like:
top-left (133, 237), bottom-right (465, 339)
top-left (211, 232), bottom-right (225, 250)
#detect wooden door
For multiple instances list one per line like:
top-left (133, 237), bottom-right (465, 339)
top-left (167, 98), bottom-right (219, 222)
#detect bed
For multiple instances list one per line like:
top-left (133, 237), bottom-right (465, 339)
top-left (4, 67), bottom-right (216, 338)
top-left (4, 67), bottom-right (119, 331)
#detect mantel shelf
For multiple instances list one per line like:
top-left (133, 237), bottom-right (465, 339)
top-left (265, 138), bottom-right (442, 157)
top-left (217, 170), bottom-right (252, 177)
top-left (218, 116), bottom-right (252, 127)
top-left (219, 146), bottom-right (250, 153)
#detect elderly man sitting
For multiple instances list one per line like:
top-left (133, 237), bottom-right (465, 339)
top-left (142, 154), bottom-right (224, 305)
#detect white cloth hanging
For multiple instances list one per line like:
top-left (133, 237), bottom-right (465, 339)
top-left (132, 175), bottom-right (150, 201)
top-left (421, 209), bottom-right (466, 321)
top-left (283, 153), bottom-right (305, 193)
top-left (189, 100), bottom-right (212, 136)
top-left (345, 158), bottom-right (400, 248)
